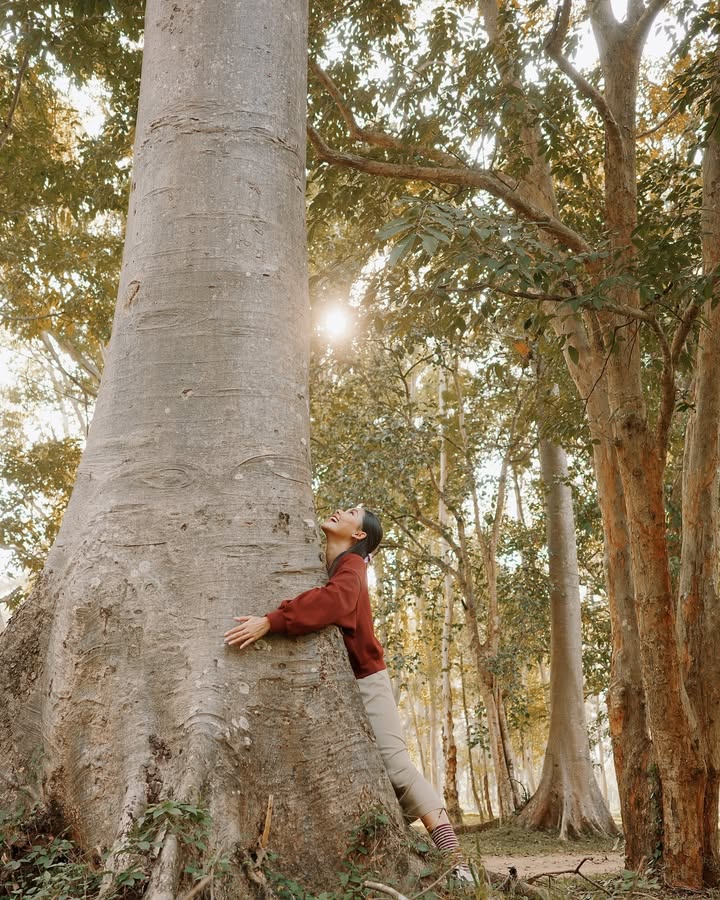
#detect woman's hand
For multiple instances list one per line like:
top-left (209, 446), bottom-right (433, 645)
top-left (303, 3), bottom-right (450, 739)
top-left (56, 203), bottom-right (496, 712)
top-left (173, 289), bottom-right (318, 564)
top-left (224, 615), bottom-right (271, 649)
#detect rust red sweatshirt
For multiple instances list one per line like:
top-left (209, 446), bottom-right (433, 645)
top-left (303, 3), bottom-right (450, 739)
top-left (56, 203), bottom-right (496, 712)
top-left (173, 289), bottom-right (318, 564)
top-left (264, 552), bottom-right (386, 679)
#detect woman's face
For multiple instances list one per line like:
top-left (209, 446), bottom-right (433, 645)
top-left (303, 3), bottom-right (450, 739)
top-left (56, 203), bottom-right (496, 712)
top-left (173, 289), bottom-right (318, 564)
top-left (321, 506), bottom-right (367, 543)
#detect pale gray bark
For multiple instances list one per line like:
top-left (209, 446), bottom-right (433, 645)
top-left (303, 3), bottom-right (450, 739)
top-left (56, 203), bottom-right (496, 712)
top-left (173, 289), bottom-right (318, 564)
top-left (517, 435), bottom-right (616, 837)
top-left (438, 374), bottom-right (462, 820)
top-left (0, 2), bottom-right (408, 894)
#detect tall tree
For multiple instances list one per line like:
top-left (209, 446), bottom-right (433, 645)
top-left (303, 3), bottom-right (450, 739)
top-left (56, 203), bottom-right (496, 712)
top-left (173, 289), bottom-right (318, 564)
top-left (306, 0), bottom-right (719, 884)
top-left (517, 398), bottom-right (615, 837)
top-left (0, 2), bottom-right (412, 894)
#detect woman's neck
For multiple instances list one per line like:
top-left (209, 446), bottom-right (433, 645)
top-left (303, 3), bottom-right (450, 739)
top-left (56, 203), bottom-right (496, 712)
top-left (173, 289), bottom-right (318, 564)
top-left (325, 536), bottom-right (353, 571)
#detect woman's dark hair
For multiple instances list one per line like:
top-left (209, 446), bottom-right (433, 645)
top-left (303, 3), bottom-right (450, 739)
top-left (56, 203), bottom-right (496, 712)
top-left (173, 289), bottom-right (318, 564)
top-left (328, 508), bottom-right (383, 576)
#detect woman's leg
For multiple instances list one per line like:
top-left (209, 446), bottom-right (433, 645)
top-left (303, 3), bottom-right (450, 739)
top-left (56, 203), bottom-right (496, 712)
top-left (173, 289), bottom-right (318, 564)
top-left (356, 671), bottom-right (474, 881)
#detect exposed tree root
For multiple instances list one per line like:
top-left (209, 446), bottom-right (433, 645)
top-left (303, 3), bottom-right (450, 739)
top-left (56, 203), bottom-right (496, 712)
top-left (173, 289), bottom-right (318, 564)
top-left (144, 831), bottom-right (182, 900)
top-left (97, 777), bottom-right (148, 898)
top-left (516, 778), bottom-right (617, 840)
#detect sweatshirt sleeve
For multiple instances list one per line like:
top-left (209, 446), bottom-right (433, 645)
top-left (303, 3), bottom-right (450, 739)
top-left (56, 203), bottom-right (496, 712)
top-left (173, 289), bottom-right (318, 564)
top-left (265, 562), bottom-right (362, 636)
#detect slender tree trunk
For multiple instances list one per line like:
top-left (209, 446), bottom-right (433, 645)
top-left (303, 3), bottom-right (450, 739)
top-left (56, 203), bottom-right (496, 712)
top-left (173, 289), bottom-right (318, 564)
top-left (459, 655), bottom-right (485, 818)
top-left (594, 697), bottom-right (609, 806)
top-left (496, 689), bottom-right (521, 806)
top-left (440, 573), bottom-right (462, 820)
top-left (438, 373), bottom-right (462, 821)
top-left (482, 748), bottom-right (495, 821)
top-left (0, 3), bottom-right (410, 894)
top-left (517, 436), bottom-right (616, 837)
top-left (410, 694), bottom-right (429, 781)
top-left (453, 363), bottom-right (519, 816)
top-left (520, 728), bottom-right (537, 796)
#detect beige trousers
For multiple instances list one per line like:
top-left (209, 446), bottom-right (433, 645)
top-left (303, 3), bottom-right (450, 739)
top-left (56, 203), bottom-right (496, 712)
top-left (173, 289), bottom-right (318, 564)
top-left (357, 668), bottom-right (444, 821)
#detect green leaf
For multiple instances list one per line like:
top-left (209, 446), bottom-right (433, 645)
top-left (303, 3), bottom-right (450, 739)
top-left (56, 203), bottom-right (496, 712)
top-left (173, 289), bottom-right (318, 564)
top-left (387, 233), bottom-right (416, 268)
top-left (567, 345), bottom-right (579, 364)
top-left (376, 219), bottom-right (410, 240)
top-left (421, 233), bottom-right (440, 256)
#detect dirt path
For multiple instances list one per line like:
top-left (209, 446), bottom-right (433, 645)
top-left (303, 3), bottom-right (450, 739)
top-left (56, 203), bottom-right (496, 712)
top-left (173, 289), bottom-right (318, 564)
top-left (482, 851), bottom-right (625, 879)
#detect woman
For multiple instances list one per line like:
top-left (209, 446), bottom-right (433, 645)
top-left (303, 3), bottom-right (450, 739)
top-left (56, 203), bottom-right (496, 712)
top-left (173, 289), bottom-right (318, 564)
top-left (223, 506), bottom-right (474, 884)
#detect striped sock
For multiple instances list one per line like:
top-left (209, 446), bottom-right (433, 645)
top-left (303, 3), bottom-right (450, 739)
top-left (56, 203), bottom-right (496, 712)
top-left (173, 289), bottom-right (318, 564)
top-left (429, 823), bottom-right (474, 882)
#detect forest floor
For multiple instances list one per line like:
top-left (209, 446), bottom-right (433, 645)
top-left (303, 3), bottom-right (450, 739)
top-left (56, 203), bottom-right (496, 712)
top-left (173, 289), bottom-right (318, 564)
top-left (455, 821), bottom-right (720, 898)
top-left (463, 820), bottom-right (623, 879)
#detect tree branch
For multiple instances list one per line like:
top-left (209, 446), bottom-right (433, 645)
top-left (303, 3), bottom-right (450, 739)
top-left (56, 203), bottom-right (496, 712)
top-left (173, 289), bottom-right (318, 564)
top-left (670, 297), bottom-right (704, 366)
top-left (632, 0), bottom-right (671, 45)
top-left (637, 103), bottom-right (683, 140)
top-left (544, 1), bottom-right (623, 152)
top-left (0, 50), bottom-right (30, 152)
top-left (46, 330), bottom-right (102, 382)
top-left (452, 281), bottom-right (569, 302)
top-left (307, 125), bottom-right (593, 254)
top-left (386, 514), bottom-right (461, 581)
top-left (309, 60), bottom-right (462, 169)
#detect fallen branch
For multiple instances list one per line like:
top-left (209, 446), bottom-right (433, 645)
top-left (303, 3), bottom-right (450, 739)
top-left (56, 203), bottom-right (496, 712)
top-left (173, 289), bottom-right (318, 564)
top-left (367, 864), bottom-right (547, 899)
top-left (526, 856), bottom-right (612, 896)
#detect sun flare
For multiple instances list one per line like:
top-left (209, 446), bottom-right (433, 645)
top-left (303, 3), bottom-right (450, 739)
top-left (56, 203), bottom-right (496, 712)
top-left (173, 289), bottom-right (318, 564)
top-left (320, 306), bottom-right (352, 340)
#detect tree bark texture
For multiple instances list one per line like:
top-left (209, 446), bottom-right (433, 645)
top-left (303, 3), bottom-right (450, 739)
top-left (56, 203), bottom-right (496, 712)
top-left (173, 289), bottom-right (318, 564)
top-left (0, 3), bottom-right (410, 895)
top-left (517, 437), bottom-right (616, 838)
top-left (676, 47), bottom-right (720, 882)
top-left (594, 10), bottom-right (707, 886)
top-left (592, 439), bottom-right (661, 866)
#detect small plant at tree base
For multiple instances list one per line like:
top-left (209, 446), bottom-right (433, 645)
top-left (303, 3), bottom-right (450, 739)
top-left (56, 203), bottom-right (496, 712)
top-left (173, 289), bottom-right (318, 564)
top-left (0, 800), bottom-right (231, 899)
top-left (0, 803), bottom-right (103, 899)
top-left (112, 799), bottom-right (231, 894)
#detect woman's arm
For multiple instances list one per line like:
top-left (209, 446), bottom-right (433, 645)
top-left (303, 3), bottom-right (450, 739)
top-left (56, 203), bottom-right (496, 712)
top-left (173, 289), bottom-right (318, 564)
top-left (224, 562), bottom-right (362, 649)
top-left (224, 614), bottom-right (270, 648)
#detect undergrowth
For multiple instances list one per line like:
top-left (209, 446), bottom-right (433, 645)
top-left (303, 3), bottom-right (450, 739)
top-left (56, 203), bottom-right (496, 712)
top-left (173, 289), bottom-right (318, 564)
top-left (0, 800), bottom-right (230, 899)
top-left (2, 803), bottom-right (709, 899)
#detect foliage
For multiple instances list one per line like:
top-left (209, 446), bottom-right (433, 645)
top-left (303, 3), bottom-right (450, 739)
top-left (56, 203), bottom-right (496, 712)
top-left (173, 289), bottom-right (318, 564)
top-left (0, 425), bottom-right (81, 582)
top-left (0, 799), bottom-right (230, 899)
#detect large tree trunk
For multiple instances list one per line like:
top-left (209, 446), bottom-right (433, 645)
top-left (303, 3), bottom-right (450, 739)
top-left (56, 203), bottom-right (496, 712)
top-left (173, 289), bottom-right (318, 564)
top-left (677, 50), bottom-right (720, 883)
top-left (592, 439), bottom-right (660, 865)
top-left (0, 3), bottom-right (410, 895)
top-left (594, 12), bottom-right (707, 887)
top-left (517, 437), bottom-right (616, 838)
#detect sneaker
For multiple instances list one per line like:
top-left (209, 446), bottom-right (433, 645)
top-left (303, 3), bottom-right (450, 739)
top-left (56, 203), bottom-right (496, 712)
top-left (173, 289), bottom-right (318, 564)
top-left (449, 862), bottom-right (476, 885)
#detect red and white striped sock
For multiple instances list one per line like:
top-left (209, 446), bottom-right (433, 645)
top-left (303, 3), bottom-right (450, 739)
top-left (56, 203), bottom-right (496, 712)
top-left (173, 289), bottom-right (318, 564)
top-left (429, 823), bottom-right (473, 881)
